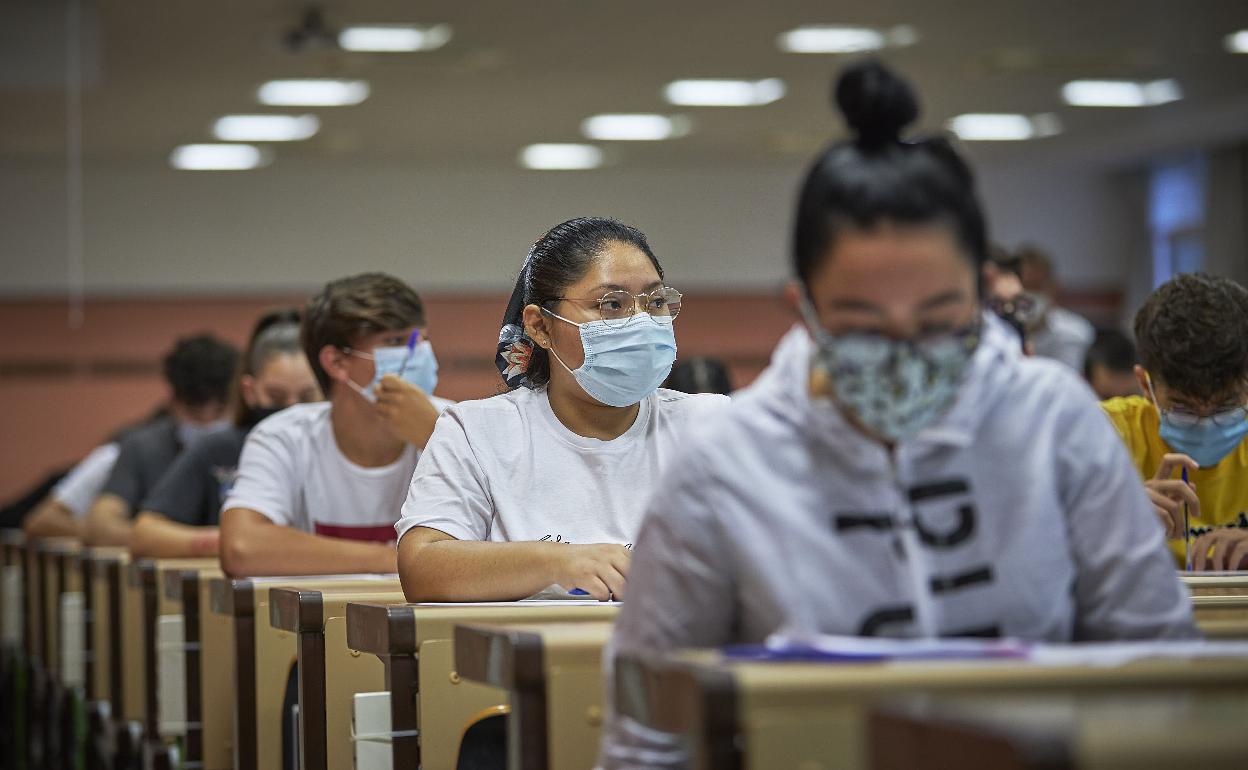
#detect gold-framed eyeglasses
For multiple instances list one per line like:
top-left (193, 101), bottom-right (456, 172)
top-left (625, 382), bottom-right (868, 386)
top-left (551, 287), bottom-right (683, 326)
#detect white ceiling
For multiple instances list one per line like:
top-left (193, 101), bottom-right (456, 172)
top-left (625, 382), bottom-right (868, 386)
top-left (2, 0), bottom-right (1247, 169)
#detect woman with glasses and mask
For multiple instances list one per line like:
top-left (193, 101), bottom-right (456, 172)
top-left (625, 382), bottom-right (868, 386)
top-left (395, 217), bottom-right (728, 602)
top-left (601, 59), bottom-right (1195, 768)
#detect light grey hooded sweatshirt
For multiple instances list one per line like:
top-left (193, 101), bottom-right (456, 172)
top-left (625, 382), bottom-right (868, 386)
top-left (601, 315), bottom-right (1196, 768)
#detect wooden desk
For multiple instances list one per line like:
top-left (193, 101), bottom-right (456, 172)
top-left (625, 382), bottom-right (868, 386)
top-left (0, 530), bottom-right (25, 655)
top-left (346, 601), bottom-right (619, 770)
top-left (36, 537), bottom-right (81, 679)
top-left (78, 547), bottom-right (126, 703)
top-left (159, 561), bottom-right (223, 767)
top-left (1180, 573), bottom-right (1248, 596)
top-left (87, 550), bottom-right (129, 713)
top-left (127, 558), bottom-right (217, 743)
top-left (455, 621), bottom-right (615, 770)
top-left (615, 650), bottom-right (1248, 770)
top-left (269, 584), bottom-right (406, 770)
top-left (208, 575), bottom-right (401, 770)
top-left (869, 689), bottom-right (1248, 769)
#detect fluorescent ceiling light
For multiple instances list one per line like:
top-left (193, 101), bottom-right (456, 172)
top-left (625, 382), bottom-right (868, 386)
top-left (212, 114), bottom-right (320, 142)
top-left (778, 26), bottom-right (882, 53)
top-left (339, 24), bottom-right (452, 52)
top-left (581, 114), bottom-right (691, 141)
top-left (1227, 30), bottom-right (1248, 53)
top-left (169, 144), bottom-right (269, 171)
top-left (519, 143), bottom-right (603, 170)
top-left (1061, 79), bottom-right (1182, 107)
top-left (663, 78), bottom-right (785, 107)
top-left (257, 79), bottom-right (369, 106)
top-left (947, 113), bottom-right (1062, 141)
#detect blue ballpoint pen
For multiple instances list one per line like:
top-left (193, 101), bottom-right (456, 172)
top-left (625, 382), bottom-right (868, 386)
top-left (395, 330), bottom-right (421, 378)
top-left (1182, 466), bottom-right (1192, 571)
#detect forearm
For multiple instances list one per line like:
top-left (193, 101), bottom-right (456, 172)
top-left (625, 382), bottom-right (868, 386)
top-left (221, 515), bottom-right (396, 577)
top-left (84, 494), bottom-right (134, 547)
top-left (130, 512), bottom-right (218, 559)
top-left (399, 539), bottom-right (563, 602)
top-left (23, 499), bottom-right (83, 539)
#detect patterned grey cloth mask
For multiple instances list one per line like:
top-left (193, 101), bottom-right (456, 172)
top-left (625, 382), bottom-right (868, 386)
top-left (800, 297), bottom-right (980, 443)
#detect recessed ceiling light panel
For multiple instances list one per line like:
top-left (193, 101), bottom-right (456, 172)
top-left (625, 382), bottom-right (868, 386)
top-left (170, 144), bottom-right (270, 171)
top-left (338, 24), bottom-right (452, 52)
top-left (257, 79), bottom-right (370, 106)
top-left (581, 114), bottom-right (691, 141)
top-left (947, 113), bottom-right (1063, 141)
top-left (519, 143), bottom-right (604, 170)
top-left (1061, 79), bottom-right (1182, 107)
top-left (212, 115), bottom-right (320, 142)
top-left (663, 79), bottom-right (785, 107)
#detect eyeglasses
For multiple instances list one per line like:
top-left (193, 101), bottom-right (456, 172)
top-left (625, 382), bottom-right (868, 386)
top-left (550, 287), bottom-right (683, 326)
top-left (1159, 404), bottom-right (1248, 428)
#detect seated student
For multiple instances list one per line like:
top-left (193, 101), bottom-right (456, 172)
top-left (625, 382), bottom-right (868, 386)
top-left (219, 273), bottom-right (449, 577)
top-left (130, 310), bottom-right (321, 558)
top-left (1084, 328), bottom-right (1140, 400)
top-left (395, 217), bottom-right (728, 602)
top-left (1018, 245), bottom-right (1095, 371)
top-left (83, 335), bottom-right (238, 546)
top-left (663, 356), bottom-right (733, 395)
top-left (1101, 273), bottom-right (1248, 570)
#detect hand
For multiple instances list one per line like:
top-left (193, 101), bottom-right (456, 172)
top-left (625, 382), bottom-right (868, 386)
top-left (1191, 529), bottom-right (1248, 572)
top-left (375, 375), bottom-right (440, 448)
top-left (551, 544), bottom-right (632, 601)
top-left (1145, 453), bottom-right (1200, 539)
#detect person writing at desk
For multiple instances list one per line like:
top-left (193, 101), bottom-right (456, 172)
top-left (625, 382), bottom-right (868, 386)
top-left (396, 217), bottom-right (728, 602)
top-left (602, 60), bottom-right (1195, 767)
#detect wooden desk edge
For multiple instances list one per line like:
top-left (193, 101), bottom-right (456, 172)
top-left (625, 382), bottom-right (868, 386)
top-left (345, 601), bottom-right (416, 656)
top-left (270, 587), bottom-right (324, 633)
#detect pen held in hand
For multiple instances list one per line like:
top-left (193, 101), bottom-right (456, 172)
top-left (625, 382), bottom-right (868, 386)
top-left (396, 329), bottom-right (421, 379)
top-left (1182, 466), bottom-right (1192, 571)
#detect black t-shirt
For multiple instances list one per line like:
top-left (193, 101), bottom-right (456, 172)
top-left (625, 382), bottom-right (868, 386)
top-left (140, 426), bottom-right (248, 527)
top-left (101, 416), bottom-right (181, 512)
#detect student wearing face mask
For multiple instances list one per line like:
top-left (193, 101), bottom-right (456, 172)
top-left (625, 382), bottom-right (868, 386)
top-left (602, 62), bottom-right (1194, 766)
top-left (218, 273), bottom-right (451, 577)
top-left (129, 310), bottom-right (322, 558)
top-left (1102, 273), bottom-right (1248, 571)
top-left (394, 217), bottom-right (729, 602)
top-left (83, 334), bottom-right (238, 546)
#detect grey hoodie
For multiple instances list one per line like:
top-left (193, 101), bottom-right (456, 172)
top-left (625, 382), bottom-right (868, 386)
top-left (601, 315), bottom-right (1196, 768)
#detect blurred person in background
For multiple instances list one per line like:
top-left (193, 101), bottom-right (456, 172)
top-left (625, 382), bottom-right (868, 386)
top-left (1084, 328), bottom-right (1141, 400)
top-left (14, 406), bottom-right (167, 537)
top-left (83, 333), bottom-right (238, 546)
top-left (982, 246), bottom-right (1034, 355)
top-left (130, 309), bottom-right (321, 558)
top-left (663, 356), bottom-right (734, 395)
top-left (1019, 245), bottom-right (1095, 370)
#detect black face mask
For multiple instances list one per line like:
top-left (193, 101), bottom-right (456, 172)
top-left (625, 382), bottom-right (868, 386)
top-left (245, 405), bottom-right (287, 429)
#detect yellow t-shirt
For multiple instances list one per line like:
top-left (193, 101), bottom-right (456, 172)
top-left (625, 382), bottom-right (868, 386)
top-left (1101, 395), bottom-right (1248, 564)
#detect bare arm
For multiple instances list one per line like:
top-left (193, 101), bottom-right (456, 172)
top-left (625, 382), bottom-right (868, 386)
top-left (129, 511), bottom-right (219, 559)
top-left (84, 493), bottom-right (134, 547)
top-left (219, 508), bottom-right (397, 577)
top-left (22, 497), bottom-right (84, 539)
top-left (398, 526), bottom-right (630, 602)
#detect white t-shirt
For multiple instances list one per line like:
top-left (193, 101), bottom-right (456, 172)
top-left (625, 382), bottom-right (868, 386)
top-left (52, 442), bottom-right (121, 517)
top-left (223, 400), bottom-right (451, 543)
top-left (395, 387), bottom-right (729, 545)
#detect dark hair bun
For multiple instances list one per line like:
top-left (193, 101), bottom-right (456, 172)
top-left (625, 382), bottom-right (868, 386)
top-left (834, 59), bottom-right (919, 146)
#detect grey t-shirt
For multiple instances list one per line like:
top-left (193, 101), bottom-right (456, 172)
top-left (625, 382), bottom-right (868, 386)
top-left (101, 415), bottom-right (181, 513)
top-left (141, 426), bottom-right (247, 526)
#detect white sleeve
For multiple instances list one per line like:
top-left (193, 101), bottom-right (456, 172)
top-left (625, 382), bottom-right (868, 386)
top-left (51, 443), bottom-right (121, 518)
top-left (600, 445), bottom-right (737, 769)
top-left (394, 409), bottom-right (494, 543)
top-left (221, 424), bottom-right (299, 527)
top-left (1056, 384), bottom-right (1198, 640)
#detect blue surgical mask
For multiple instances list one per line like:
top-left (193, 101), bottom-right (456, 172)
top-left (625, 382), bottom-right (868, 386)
top-left (1148, 380), bottom-right (1248, 467)
top-left (345, 340), bottom-right (439, 402)
top-left (177, 419), bottom-right (229, 448)
top-left (543, 312), bottom-right (677, 408)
